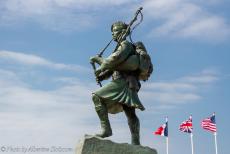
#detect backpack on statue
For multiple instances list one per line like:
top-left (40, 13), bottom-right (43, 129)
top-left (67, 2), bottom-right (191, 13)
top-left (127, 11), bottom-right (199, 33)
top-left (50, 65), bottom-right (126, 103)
top-left (134, 41), bottom-right (153, 81)
top-left (116, 41), bottom-right (153, 81)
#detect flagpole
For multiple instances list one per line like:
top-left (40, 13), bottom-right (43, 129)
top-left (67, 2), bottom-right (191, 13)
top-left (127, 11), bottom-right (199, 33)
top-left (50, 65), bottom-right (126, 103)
top-left (165, 116), bottom-right (169, 154)
top-left (214, 132), bottom-right (218, 154)
top-left (166, 137), bottom-right (169, 154)
top-left (190, 133), bottom-right (194, 154)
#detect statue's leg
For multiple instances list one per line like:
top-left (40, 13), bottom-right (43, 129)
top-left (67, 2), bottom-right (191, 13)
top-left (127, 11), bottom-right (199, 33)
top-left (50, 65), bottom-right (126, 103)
top-left (92, 94), bottom-right (112, 138)
top-left (123, 105), bottom-right (140, 145)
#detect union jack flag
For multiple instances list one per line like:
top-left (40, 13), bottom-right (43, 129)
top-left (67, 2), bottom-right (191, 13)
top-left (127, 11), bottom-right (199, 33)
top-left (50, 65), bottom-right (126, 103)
top-left (179, 116), bottom-right (193, 133)
top-left (201, 113), bottom-right (217, 133)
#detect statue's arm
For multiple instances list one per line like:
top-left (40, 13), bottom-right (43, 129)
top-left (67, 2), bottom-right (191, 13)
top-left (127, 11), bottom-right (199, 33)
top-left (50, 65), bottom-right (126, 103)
top-left (100, 41), bottom-right (132, 71)
top-left (94, 41), bottom-right (132, 80)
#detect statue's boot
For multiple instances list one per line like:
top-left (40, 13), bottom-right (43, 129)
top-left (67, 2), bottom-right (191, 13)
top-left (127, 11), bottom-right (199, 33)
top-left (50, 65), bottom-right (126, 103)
top-left (92, 94), bottom-right (112, 138)
top-left (123, 105), bottom-right (140, 145)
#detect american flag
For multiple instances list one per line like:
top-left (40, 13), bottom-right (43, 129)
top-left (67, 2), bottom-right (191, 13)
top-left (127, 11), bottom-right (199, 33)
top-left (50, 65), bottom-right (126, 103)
top-left (179, 116), bottom-right (193, 133)
top-left (201, 113), bottom-right (217, 133)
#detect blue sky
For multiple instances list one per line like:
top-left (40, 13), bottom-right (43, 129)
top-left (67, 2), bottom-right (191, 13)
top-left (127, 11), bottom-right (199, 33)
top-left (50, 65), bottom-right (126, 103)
top-left (0, 0), bottom-right (229, 154)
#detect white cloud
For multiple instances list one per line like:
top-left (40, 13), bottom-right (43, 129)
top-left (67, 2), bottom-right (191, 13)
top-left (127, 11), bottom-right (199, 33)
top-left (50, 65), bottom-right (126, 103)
top-left (0, 68), bottom-right (98, 152)
top-left (141, 91), bottom-right (201, 104)
top-left (0, 62), bottom-right (219, 153)
top-left (0, 67), bottom-right (136, 153)
top-left (0, 50), bottom-right (90, 73)
top-left (0, 69), bottom-right (26, 87)
top-left (140, 69), bottom-right (218, 109)
top-left (141, 0), bottom-right (230, 41)
top-left (1, 0), bottom-right (229, 41)
top-left (144, 82), bottom-right (196, 91)
top-left (178, 16), bottom-right (230, 41)
top-left (0, 0), bottom-right (133, 32)
top-left (3, 0), bottom-right (131, 12)
top-left (181, 74), bottom-right (218, 83)
top-left (179, 69), bottom-right (219, 83)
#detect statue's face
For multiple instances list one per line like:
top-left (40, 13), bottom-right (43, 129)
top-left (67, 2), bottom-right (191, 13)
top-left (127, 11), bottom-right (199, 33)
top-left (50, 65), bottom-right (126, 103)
top-left (112, 26), bottom-right (123, 41)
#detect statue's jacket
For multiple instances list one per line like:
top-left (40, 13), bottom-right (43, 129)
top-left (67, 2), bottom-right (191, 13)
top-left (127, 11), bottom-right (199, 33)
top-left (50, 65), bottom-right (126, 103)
top-left (93, 40), bottom-right (145, 114)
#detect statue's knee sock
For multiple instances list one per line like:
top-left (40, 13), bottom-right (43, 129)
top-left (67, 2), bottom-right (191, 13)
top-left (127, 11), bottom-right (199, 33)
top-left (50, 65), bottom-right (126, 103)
top-left (129, 116), bottom-right (140, 145)
top-left (92, 94), bottom-right (112, 137)
top-left (123, 105), bottom-right (140, 145)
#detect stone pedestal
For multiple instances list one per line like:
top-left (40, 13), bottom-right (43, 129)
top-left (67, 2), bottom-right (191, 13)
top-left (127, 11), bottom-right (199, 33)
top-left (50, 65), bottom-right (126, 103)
top-left (76, 135), bottom-right (157, 154)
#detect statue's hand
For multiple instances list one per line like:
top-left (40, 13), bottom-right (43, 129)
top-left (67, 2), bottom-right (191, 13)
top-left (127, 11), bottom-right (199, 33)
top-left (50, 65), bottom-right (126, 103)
top-left (95, 68), bottom-right (102, 77)
top-left (90, 56), bottom-right (95, 63)
top-left (90, 56), bottom-right (104, 65)
top-left (90, 56), bottom-right (99, 63)
top-left (97, 70), bottom-right (113, 81)
top-left (96, 75), bottom-right (103, 82)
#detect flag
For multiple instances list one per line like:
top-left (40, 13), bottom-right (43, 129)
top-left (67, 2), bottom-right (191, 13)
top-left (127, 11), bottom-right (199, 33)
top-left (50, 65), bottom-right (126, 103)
top-left (201, 113), bottom-right (217, 133)
top-left (179, 116), bottom-right (193, 133)
top-left (154, 119), bottom-right (168, 137)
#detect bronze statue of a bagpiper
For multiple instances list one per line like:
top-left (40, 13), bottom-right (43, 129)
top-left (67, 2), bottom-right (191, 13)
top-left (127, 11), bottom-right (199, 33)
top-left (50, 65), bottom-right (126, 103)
top-left (90, 7), bottom-right (153, 145)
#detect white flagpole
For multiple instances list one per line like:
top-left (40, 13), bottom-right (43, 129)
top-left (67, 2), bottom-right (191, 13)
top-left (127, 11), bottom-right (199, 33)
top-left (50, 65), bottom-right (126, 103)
top-left (166, 137), bottom-right (169, 154)
top-left (190, 133), bottom-right (194, 154)
top-left (165, 116), bottom-right (169, 154)
top-left (214, 132), bottom-right (218, 154)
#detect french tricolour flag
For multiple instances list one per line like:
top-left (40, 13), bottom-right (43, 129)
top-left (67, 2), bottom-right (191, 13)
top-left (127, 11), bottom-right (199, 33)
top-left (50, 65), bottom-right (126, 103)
top-left (154, 119), bottom-right (168, 137)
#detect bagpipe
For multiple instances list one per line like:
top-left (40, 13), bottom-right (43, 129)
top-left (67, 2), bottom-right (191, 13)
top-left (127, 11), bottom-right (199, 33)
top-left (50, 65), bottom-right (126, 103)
top-left (90, 7), bottom-right (143, 87)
